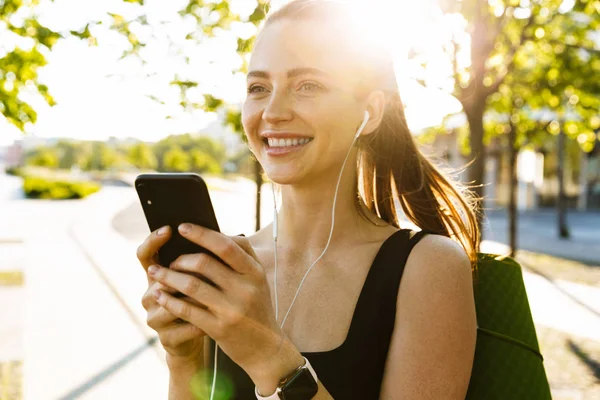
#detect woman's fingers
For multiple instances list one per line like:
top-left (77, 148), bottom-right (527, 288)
top-left (149, 265), bottom-right (226, 311)
top-left (142, 281), bottom-right (178, 311)
top-left (157, 322), bottom-right (205, 351)
top-left (177, 224), bottom-right (260, 275)
top-left (155, 290), bottom-right (219, 338)
top-left (170, 253), bottom-right (237, 290)
top-left (147, 303), bottom-right (180, 329)
top-left (136, 225), bottom-right (171, 271)
top-left (147, 294), bottom-right (209, 331)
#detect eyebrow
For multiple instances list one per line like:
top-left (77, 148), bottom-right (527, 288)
top-left (247, 67), bottom-right (331, 79)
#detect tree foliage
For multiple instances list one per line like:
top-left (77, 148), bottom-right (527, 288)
top-left (414, 0), bottom-right (600, 206)
top-left (128, 142), bottom-right (158, 170)
top-left (20, 135), bottom-right (227, 173)
top-left (1, 0), bottom-right (63, 130)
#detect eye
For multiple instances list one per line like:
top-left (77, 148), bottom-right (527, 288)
top-left (247, 84), bottom-right (268, 94)
top-left (298, 81), bottom-right (323, 92)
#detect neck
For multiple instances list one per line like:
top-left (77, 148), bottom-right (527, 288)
top-left (274, 164), bottom-right (364, 254)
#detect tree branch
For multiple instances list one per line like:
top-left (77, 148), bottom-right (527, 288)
top-left (494, 5), bottom-right (510, 38)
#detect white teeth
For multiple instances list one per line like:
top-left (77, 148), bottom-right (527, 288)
top-left (266, 137), bottom-right (312, 147)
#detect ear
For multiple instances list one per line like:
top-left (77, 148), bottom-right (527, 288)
top-left (362, 90), bottom-right (386, 136)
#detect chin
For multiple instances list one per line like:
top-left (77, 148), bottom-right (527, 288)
top-left (263, 165), bottom-right (307, 186)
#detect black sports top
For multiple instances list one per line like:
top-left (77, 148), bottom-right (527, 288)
top-left (208, 229), bottom-right (430, 399)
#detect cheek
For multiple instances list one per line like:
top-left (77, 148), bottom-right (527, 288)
top-left (303, 100), bottom-right (357, 139)
top-left (241, 101), bottom-right (262, 140)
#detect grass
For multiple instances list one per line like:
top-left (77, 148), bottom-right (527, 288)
top-left (0, 271), bottom-right (24, 287)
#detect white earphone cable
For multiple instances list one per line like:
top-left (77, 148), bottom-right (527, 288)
top-left (272, 186), bottom-right (279, 320)
top-left (210, 343), bottom-right (218, 400)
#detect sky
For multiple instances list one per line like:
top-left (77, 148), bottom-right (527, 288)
top-left (0, 0), bottom-right (464, 147)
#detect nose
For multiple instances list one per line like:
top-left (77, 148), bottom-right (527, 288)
top-left (262, 88), bottom-right (294, 124)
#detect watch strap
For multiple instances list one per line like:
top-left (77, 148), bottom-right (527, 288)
top-left (255, 357), bottom-right (318, 400)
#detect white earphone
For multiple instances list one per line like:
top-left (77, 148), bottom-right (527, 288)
top-left (210, 109), bottom-right (371, 400)
top-left (356, 110), bottom-right (370, 139)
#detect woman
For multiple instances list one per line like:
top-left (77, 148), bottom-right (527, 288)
top-left (137, 0), bottom-right (479, 398)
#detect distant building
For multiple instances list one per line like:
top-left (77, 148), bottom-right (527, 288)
top-left (426, 124), bottom-right (599, 211)
top-left (4, 141), bottom-right (23, 168)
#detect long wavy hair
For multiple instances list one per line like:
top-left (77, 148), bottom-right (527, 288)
top-left (261, 0), bottom-right (481, 269)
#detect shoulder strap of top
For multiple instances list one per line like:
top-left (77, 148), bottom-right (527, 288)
top-left (342, 229), bottom-right (411, 346)
top-left (406, 229), bottom-right (432, 252)
top-left (370, 229), bottom-right (434, 355)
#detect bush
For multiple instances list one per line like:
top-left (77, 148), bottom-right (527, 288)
top-left (5, 167), bottom-right (23, 176)
top-left (23, 176), bottom-right (101, 200)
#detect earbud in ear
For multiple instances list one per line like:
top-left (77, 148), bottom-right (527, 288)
top-left (354, 110), bottom-right (371, 139)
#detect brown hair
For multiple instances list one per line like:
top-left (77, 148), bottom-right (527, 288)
top-left (262, 0), bottom-right (481, 267)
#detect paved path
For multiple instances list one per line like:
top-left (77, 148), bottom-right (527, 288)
top-left (0, 173), bottom-right (26, 368)
top-left (483, 209), bottom-right (600, 265)
top-left (0, 173), bottom-right (168, 400)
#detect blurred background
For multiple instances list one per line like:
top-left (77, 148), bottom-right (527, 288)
top-left (1, 0), bottom-right (599, 398)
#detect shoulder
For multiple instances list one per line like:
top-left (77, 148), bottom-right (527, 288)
top-left (396, 231), bottom-right (476, 335)
top-left (397, 231), bottom-right (476, 337)
top-left (405, 232), bottom-right (472, 284)
top-left (381, 232), bottom-right (477, 398)
top-left (398, 232), bottom-right (474, 319)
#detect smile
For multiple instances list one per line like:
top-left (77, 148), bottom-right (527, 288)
top-left (266, 137), bottom-right (312, 147)
top-left (262, 136), bottom-right (314, 156)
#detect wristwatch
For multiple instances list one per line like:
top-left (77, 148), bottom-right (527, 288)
top-left (255, 357), bottom-right (319, 400)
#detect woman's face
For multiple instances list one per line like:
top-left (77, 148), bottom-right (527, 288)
top-left (242, 19), bottom-right (369, 185)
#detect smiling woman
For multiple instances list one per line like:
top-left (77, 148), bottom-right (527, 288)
top-left (136, 1), bottom-right (479, 399)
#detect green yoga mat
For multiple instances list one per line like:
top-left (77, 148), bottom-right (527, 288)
top-left (466, 254), bottom-right (552, 399)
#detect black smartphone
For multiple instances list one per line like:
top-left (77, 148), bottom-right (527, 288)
top-left (134, 173), bottom-right (221, 268)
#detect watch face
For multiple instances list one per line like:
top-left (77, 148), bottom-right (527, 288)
top-left (280, 368), bottom-right (319, 400)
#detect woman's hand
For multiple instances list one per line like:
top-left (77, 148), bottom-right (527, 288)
top-left (136, 225), bottom-right (206, 366)
top-left (148, 223), bottom-right (305, 393)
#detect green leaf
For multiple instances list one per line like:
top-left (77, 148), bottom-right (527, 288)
top-left (203, 94), bottom-right (224, 110)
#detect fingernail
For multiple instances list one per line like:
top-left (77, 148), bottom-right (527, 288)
top-left (153, 290), bottom-right (161, 300)
top-left (148, 265), bottom-right (158, 276)
top-left (157, 226), bottom-right (169, 236)
top-left (178, 223), bottom-right (192, 234)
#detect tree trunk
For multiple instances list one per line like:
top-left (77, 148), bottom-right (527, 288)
top-left (254, 158), bottom-right (263, 232)
top-left (463, 102), bottom-right (486, 232)
top-left (557, 125), bottom-right (570, 239)
top-left (578, 149), bottom-right (588, 211)
top-left (508, 122), bottom-right (518, 257)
